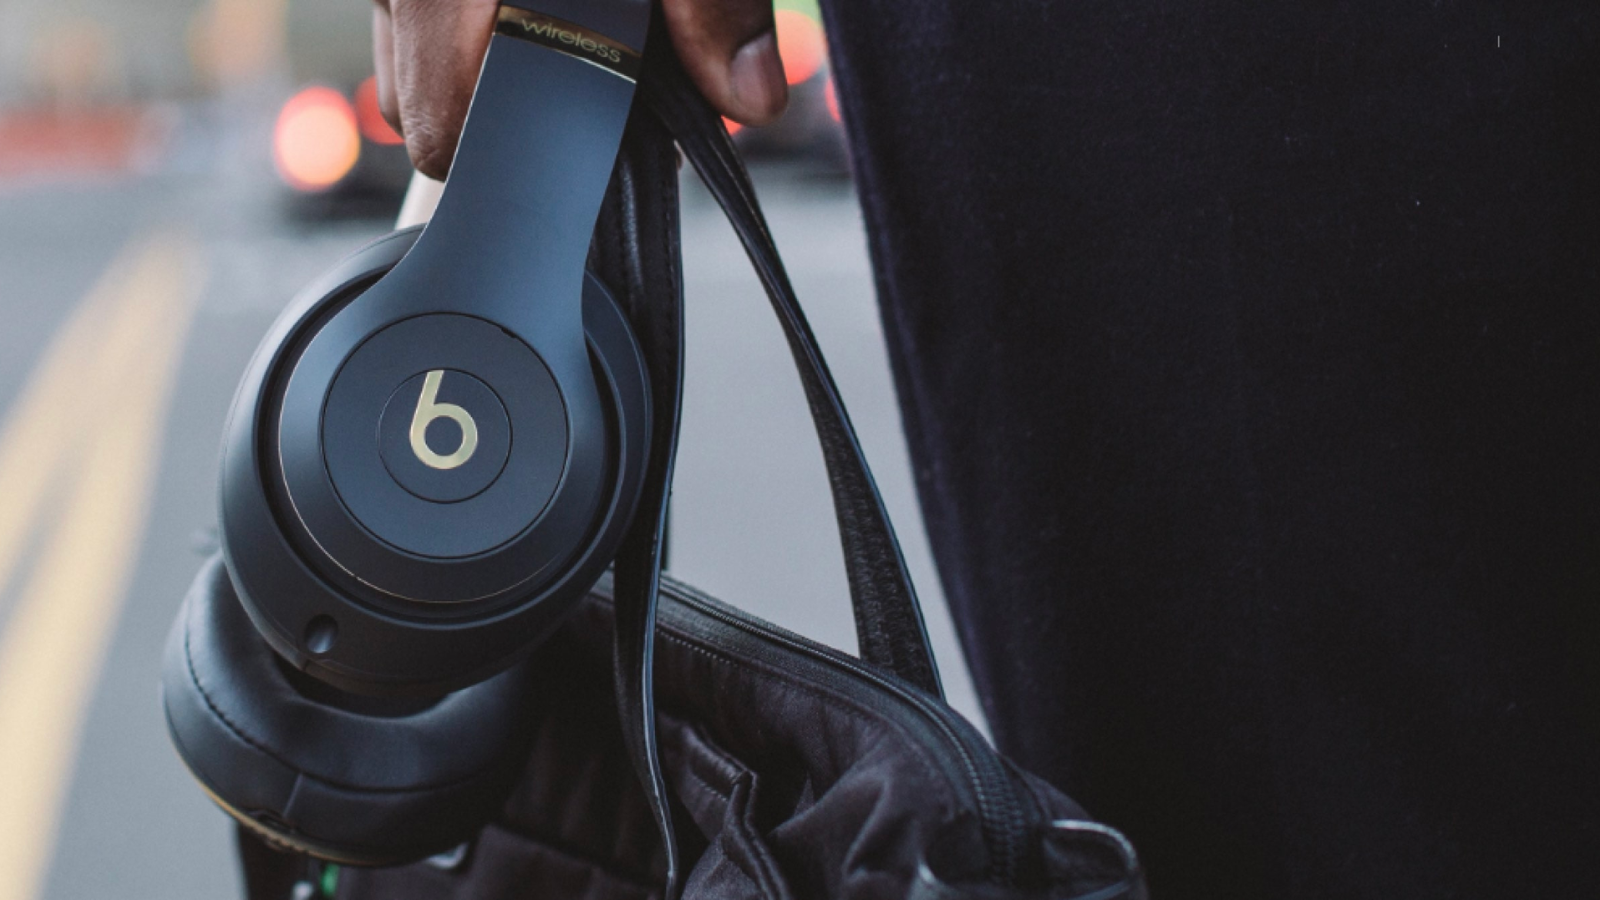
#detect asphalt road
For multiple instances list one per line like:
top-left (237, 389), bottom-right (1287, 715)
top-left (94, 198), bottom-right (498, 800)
top-left (0, 160), bottom-right (982, 900)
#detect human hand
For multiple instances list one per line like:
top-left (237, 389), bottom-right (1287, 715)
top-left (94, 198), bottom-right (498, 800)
top-left (372, 0), bottom-right (789, 179)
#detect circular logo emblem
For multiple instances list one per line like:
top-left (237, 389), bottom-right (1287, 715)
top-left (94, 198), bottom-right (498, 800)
top-left (409, 369), bottom-right (480, 470)
top-left (378, 369), bottom-right (511, 503)
top-left (314, 314), bottom-right (569, 564)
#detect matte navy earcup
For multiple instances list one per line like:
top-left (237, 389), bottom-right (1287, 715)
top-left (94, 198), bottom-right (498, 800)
top-left (162, 555), bottom-right (532, 865)
top-left (217, 227), bottom-right (650, 695)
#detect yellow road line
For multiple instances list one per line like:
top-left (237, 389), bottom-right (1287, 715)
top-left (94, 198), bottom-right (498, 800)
top-left (0, 255), bottom-right (124, 607)
top-left (0, 236), bottom-right (203, 609)
top-left (0, 235), bottom-right (203, 900)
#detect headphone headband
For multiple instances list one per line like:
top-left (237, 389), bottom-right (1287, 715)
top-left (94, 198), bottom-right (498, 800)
top-left (495, 6), bottom-right (643, 80)
top-left (502, 0), bottom-right (650, 55)
top-left (394, 0), bottom-right (651, 328)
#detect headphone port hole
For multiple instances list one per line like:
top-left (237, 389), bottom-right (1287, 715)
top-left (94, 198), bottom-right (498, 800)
top-left (304, 616), bottom-right (338, 655)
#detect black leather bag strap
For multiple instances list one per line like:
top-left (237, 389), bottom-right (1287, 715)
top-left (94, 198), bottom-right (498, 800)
top-left (639, 46), bottom-right (944, 699)
top-left (592, 72), bottom-right (688, 896)
top-left (597, 24), bottom-right (949, 897)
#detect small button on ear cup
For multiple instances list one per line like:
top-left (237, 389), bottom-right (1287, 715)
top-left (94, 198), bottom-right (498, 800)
top-left (161, 555), bottom-right (536, 865)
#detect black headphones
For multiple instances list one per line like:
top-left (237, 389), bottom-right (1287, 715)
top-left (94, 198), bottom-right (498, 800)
top-left (163, 0), bottom-right (655, 865)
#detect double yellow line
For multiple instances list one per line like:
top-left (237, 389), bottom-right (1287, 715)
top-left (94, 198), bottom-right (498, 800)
top-left (0, 235), bottom-right (204, 900)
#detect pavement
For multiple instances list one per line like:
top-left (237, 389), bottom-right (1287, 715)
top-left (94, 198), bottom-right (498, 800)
top-left (0, 134), bottom-right (983, 897)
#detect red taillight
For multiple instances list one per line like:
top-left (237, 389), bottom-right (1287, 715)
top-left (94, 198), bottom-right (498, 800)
top-left (354, 76), bottom-right (403, 146)
top-left (723, 117), bottom-right (742, 135)
top-left (273, 86), bottom-right (360, 192)
top-left (824, 78), bottom-right (841, 122)
top-left (774, 10), bottom-right (825, 86)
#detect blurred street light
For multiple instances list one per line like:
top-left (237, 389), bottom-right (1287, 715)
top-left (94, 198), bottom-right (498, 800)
top-left (187, 0), bottom-right (287, 91)
top-left (273, 85), bottom-right (361, 192)
top-left (774, 9), bottom-right (825, 86)
top-left (27, 19), bottom-right (124, 105)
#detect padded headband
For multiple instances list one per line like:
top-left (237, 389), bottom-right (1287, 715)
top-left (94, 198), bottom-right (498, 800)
top-left (399, 0), bottom-right (652, 338)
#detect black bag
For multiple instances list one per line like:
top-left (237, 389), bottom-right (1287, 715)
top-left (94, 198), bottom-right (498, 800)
top-left (236, 41), bottom-right (1147, 900)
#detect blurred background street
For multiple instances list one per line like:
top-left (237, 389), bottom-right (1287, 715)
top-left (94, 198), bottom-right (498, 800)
top-left (0, 1), bottom-right (981, 898)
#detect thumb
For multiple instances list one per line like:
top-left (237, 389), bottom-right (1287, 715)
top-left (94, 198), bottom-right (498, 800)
top-left (385, 0), bottom-right (500, 180)
top-left (663, 0), bottom-right (788, 126)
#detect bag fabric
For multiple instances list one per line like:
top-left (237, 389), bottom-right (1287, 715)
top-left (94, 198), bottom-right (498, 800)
top-left (331, 578), bottom-right (1143, 900)
top-left (236, 34), bottom-right (1147, 900)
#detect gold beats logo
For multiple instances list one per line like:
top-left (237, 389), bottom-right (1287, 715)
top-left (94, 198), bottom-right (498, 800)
top-left (409, 370), bottom-right (479, 470)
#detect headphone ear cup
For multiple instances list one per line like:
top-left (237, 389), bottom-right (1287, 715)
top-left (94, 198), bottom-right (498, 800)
top-left (221, 229), bottom-right (650, 693)
top-left (175, 231), bottom-right (650, 863)
top-left (161, 555), bottom-right (535, 865)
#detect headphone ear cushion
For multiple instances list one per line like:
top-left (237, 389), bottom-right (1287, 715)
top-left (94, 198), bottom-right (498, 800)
top-left (162, 554), bottom-right (534, 865)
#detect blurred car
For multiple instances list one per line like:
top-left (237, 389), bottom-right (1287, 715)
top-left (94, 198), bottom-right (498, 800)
top-left (272, 77), bottom-right (413, 219)
top-left (725, 1), bottom-right (849, 172)
top-left (274, 0), bottom-right (411, 219)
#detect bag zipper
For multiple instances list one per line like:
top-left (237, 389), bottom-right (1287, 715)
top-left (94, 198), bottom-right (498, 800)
top-left (653, 576), bottom-right (1037, 887)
